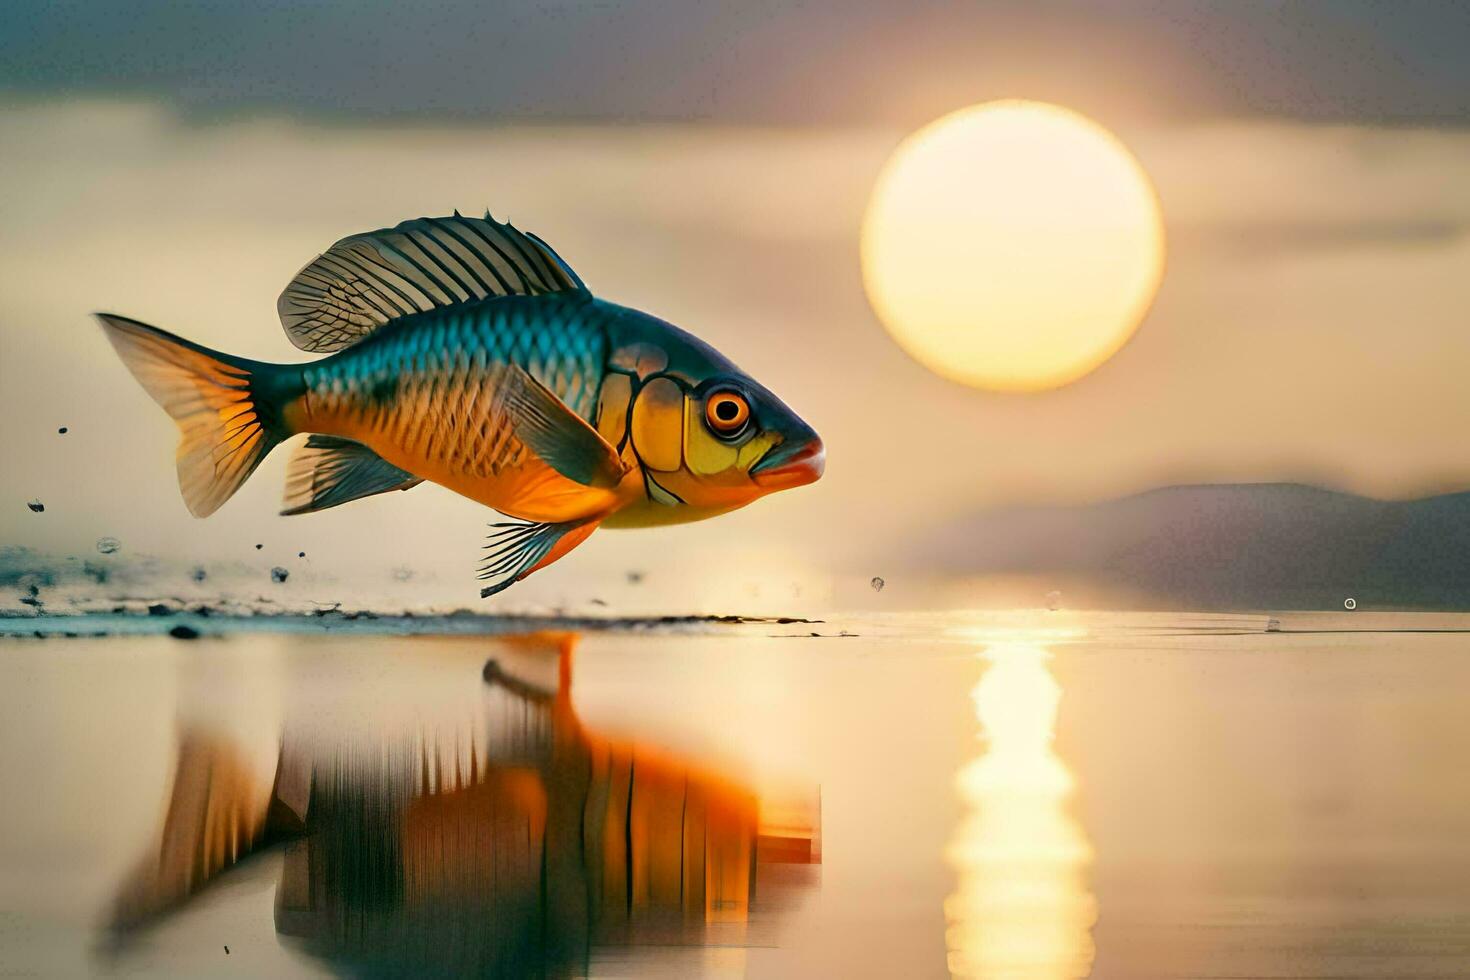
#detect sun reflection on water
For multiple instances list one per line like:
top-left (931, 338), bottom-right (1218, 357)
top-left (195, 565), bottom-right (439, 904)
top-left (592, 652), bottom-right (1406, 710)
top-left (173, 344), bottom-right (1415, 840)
top-left (945, 639), bottom-right (1097, 979)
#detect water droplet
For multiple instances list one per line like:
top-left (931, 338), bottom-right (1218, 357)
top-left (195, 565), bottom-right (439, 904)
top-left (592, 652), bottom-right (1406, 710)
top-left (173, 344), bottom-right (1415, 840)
top-left (26, 499), bottom-right (44, 513)
top-left (270, 566), bottom-right (289, 583)
top-left (95, 536), bottom-right (121, 555)
top-left (1045, 590), bottom-right (1062, 611)
top-left (870, 576), bottom-right (885, 592)
top-left (626, 570), bottom-right (645, 585)
top-left (1344, 597), bottom-right (1357, 610)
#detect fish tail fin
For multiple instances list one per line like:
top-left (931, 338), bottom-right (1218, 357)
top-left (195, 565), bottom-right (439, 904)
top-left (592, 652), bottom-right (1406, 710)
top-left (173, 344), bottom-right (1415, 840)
top-left (97, 314), bottom-right (292, 517)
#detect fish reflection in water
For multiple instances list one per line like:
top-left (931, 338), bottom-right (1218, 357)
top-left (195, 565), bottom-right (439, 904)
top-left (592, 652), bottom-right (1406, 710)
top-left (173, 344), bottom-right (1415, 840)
top-left (945, 639), bottom-right (1096, 980)
top-left (107, 635), bottom-right (819, 977)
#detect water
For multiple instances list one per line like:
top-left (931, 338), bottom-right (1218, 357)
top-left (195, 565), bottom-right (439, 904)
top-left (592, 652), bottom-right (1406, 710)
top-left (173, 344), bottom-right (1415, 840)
top-left (2, 611), bottom-right (1469, 978)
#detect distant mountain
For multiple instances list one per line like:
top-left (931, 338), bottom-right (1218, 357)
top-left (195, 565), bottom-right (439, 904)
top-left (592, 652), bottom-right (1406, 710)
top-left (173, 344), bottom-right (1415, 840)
top-left (922, 483), bottom-right (1470, 611)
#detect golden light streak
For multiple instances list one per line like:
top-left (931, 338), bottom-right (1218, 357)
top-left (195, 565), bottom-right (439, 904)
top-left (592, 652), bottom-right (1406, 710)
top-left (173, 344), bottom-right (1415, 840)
top-left (945, 640), bottom-right (1097, 979)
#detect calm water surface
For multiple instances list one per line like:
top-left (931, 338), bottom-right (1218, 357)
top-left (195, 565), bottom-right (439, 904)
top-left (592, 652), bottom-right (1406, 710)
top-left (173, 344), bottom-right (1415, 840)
top-left (1, 612), bottom-right (1468, 978)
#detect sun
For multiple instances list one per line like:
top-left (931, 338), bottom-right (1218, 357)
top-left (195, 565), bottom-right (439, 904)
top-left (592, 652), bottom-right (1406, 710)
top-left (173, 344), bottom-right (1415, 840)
top-left (861, 100), bottom-right (1165, 392)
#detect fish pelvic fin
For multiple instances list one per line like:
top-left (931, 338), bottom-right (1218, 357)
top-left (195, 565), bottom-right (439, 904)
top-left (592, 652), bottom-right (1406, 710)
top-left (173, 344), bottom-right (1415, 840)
top-left (478, 516), bottom-right (601, 598)
top-left (281, 435), bottom-right (422, 515)
top-left (97, 314), bottom-right (292, 517)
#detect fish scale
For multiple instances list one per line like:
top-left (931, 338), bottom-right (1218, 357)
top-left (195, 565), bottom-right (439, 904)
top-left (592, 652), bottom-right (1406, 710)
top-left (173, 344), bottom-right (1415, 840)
top-left (302, 294), bottom-right (608, 433)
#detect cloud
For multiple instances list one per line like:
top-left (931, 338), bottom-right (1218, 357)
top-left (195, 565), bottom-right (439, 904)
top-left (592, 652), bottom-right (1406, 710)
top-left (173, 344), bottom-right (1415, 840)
top-left (3, 2), bottom-right (1469, 126)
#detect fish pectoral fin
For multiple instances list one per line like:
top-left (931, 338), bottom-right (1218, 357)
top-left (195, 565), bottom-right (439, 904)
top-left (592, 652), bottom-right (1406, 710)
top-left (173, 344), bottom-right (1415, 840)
top-left (280, 435), bottom-right (423, 515)
top-left (495, 363), bottom-right (626, 489)
top-left (478, 516), bottom-right (602, 598)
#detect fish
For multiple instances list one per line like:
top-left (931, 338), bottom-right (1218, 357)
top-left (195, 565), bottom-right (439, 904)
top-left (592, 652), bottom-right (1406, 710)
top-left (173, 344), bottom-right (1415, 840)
top-left (97, 212), bottom-right (825, 596)
top-left (106, 634), bottom-right (820, 975)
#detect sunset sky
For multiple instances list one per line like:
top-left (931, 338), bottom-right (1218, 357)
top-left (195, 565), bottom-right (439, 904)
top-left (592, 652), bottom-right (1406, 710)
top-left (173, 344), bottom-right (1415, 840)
top-left (3, 2), bottom-right (1468, 610)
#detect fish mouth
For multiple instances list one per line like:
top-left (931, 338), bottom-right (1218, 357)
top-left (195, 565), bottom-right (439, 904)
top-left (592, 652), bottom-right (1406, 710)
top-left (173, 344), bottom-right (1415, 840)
top-left (751, 436), bottom-right (825, 490)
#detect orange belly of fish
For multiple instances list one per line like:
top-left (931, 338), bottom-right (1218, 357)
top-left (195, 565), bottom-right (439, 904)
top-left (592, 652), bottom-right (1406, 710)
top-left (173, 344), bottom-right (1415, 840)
top-left (408, 448), bottom-right (624, 523)
top-left (290, 397), bottom-right (625, 523)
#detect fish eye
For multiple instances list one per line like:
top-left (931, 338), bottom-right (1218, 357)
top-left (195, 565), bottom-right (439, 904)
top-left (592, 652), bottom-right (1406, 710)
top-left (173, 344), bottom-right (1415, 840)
top-left (704, 389), bottom-right (750, 437)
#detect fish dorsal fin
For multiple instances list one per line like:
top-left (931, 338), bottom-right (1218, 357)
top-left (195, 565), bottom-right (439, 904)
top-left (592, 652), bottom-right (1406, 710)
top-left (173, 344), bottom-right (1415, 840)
top-left (278, 213), bottom-right (587, 353)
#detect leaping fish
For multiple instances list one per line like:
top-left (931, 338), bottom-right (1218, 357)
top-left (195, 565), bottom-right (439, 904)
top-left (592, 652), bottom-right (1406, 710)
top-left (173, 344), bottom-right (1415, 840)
top-left (97, 212), bottom-right (824, 596)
